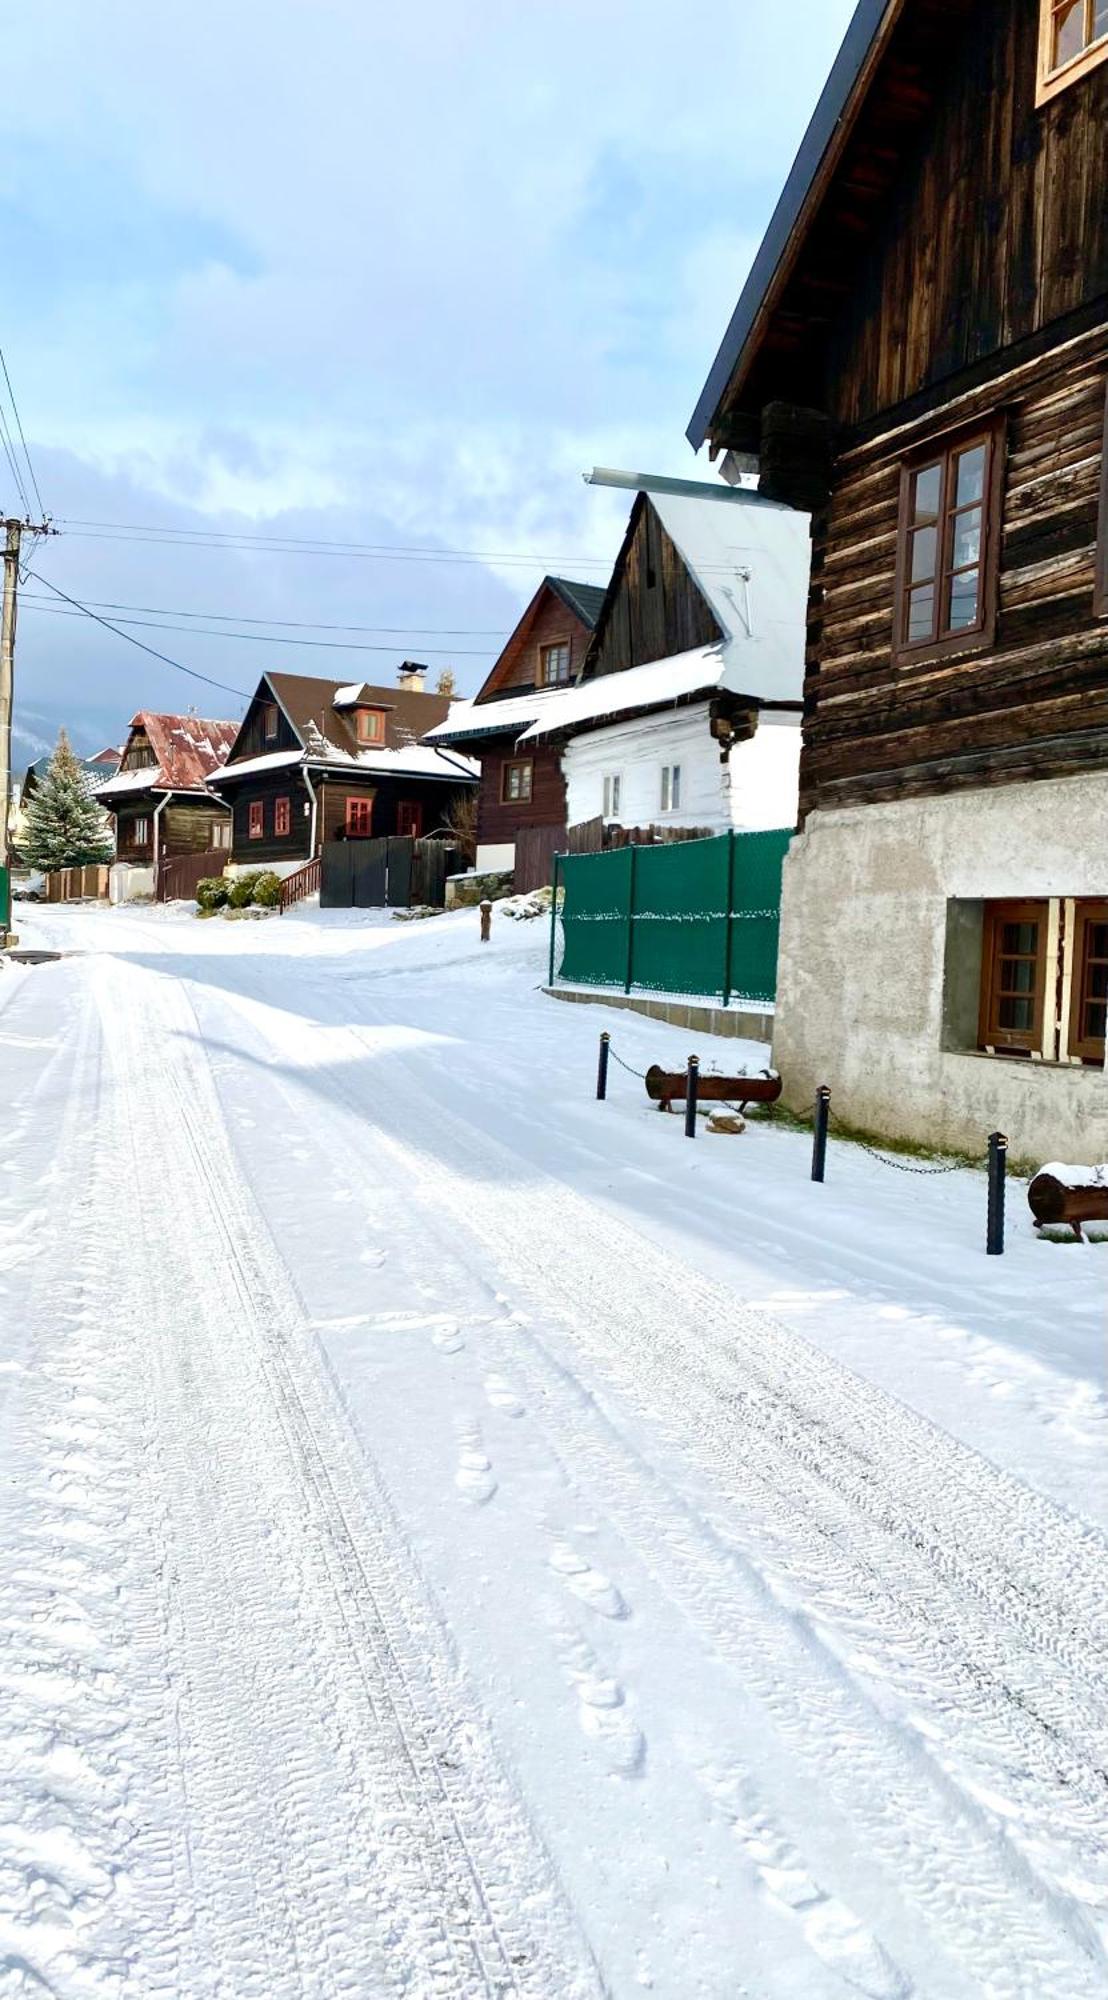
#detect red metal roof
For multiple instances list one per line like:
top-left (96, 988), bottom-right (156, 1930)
top-left (129, 712), bottom-right (240, 791)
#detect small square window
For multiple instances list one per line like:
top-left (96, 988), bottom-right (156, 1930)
top-left (356, 708), bottom-right (386, 746)
top-left (660, 764), bottom-right (682, 812)
top-left (249, 801), bottom-right (264, 839)
top-left (274, 796), bottom-right (291, 836)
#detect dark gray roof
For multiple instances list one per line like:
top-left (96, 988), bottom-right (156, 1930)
top-left (547, 577), bottom-right (607, 628)
top-left (687, 0), bottom-right (890, 449)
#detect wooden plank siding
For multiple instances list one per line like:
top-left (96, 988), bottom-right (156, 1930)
top-left (802, 327), bottom-right (1108, 815)
top-left (586, 497), bottom-right (722, 682)
top-left (229, 771), bottom-right (314, 863)
top-left (475, 740), bottom-right (567, 849)
top-left (478, 587), bottom-right (594, 700)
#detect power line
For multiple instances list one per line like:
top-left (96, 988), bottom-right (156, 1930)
top-left (20, 589), bottom-right (507, 638)
top-left (24, 569), bottom-right (249, 701)
top-left (54, 517), bottom-right (615, 572)
top-left (0, 347), bottom-right (46, 519)
top-left (0, 400), bottom-right (30, 518)
top-left (24, 599), bottom-right (496, 657)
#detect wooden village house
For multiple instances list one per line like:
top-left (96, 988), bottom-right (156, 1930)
top-left (97, 713), bottom-right (236, 898)
top-left (688, 0), bottom-right (1108, 1161)
top-left (516, 477), bottom-right (807, 837)
top-left (423, 577), bottom-right (605, 886)
top-left (209, 666), bottom-right (477, 873)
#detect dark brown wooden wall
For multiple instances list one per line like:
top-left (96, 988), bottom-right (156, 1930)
top-left (587, 498), bottom-right (722, 681)
top-left (476, 742), bottom-right (566, 847)
top-left (163, 801), bottom-right (230, 854)
top-left (114, 802), bottom-right (153, 860)
top-left (233, 687), bottom-right (300, 760)
top-left (825, 1), bottom-right (1108, 430)
top-left (803, 329), bottom-right (1108, 815)
top-left (227, 771), bottom-right (313, 862)
top-left (480, 590), bottom-right (593, 699)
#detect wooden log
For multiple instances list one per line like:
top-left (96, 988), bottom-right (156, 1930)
top-left (1027, 1169), bottom-right (1108, 1241)
top-left (645, 1066), bottom-right (782, 1114)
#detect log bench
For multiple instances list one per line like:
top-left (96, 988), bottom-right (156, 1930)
top-left (645, 1066), bottom-right (782, 1115)
top-left (1027, 1166), bottom-right (1108, 1241)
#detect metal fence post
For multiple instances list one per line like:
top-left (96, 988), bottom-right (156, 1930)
top-left (811, 1085), bottom-right (831, 1182)
top-left (597, 1032), bottom-right (611, 1101)
top-left (624, 843), bottom-right (637, 995)
top-left (548, 854), bottom-right (560, 987)
top-left (685, 1056), bottom-right (700, 1138)
top-left (987, 1131), bottom-right (1008, 1255)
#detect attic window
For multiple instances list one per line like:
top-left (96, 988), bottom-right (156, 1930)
top-left (355, 708), bottom-right (386, 745)
top-left (1038, 0), bottom-right (1108, 100)
top-left (539, 642), bottom-right (571, 687)
top-left (262, 703), bottom-right (279, 742)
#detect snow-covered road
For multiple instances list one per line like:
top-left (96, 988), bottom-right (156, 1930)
top-left (2, 902), bottom-right (1106, 1999)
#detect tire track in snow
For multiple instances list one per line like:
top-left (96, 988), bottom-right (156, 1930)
top-left (95, 958), bottom-right (604, 2000)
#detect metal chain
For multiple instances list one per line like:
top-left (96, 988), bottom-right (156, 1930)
top-left (607, 1044), bottom-right (649, 1081)
top-left (831, 1112), bottom-right (978, 1175)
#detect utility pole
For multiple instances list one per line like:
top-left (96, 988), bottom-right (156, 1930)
top-left (0, 518), bottom-right (21, 946)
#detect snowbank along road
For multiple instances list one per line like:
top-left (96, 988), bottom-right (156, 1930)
top-left (1, 901), bottom-right (1106, 1999)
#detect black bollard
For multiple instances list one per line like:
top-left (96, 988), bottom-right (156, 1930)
top-left (812, 1085), bottom-right (831, 1183)
top-left (685, 1056), bottom-right (700, 1138)
top-left (597, 1032), bottom-right (611, 1101)
top-left (987, 1131), bottom-right (1008, 1256)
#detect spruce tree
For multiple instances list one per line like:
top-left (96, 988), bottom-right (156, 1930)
top-left (23, 730), bottom-right (114, 872)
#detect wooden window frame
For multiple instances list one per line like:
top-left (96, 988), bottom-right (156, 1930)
top-left (500, 758), bottom-right (533, 804)
top-left (212, 820), bottom-right (232, 850)
top-left (602, 771), bottom-right (622, 819)
top-left (1096, 382), bottom-right (1108, 619)
top-left (274, 795), bottom-right (291, 837)
top-left (355, 707), bottom-right (386, 746)
top-left (538, 638), bottom-right (572, 688)
top-left (262, 703), bottom-right (279, 742)
top-left (893, 416), bottom-right (1005, 668)
top-left (660, 764), bottom-right (682, 813)
top-left (345, 796), bottom-right (374, 837)
top-left (978, 899), bottom-right (1050, 1055)
top-left (396, 800), bottom-right (423, 838)
top-left (1068, 899), bottom-right (1108, 1063)
top-left (1037, 0), bottom-right (1108, 104)
top-left (248, 800), bottom-right (264, 840)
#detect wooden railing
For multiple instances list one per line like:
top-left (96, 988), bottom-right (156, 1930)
top-left (279, 856), bottom-right (321, 912)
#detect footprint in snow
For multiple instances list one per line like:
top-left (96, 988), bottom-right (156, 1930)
top-left (454, 1422), bottom-right (497, 1505)
top-left (558, 1630), bottom-right (644, 1778)
top-left (549, 1540), bottom-right (627, 1620)
top-left (432, 1320), bottom-right (465, 1355)
top-left (484, 1374), bottom-right (525, 1418)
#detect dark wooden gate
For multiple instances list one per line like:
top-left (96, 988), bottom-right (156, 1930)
top-left (320, 837), bottom-right (448, 910)
top-left (514, 823), bottom-right (568, 894)
top-left (157, 850), bottom-right (225, 903)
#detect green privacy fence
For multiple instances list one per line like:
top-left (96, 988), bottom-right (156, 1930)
top-left (549, 828), bottom-right (792, 1007)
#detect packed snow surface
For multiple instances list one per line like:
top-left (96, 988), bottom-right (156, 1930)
top-left (1, 899), bottom-right (1106, 1998)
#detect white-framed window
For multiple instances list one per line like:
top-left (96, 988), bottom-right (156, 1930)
top-left (134, 815), bottom-right (149, 843)
top-left (602, 772), bottom-right (621, 818)
top-left (660, 764), bottom-right (682, 812)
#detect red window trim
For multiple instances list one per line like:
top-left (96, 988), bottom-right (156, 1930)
top-left (274, 795), bottom-right (291, 836)
top-left (249, 800), bottom-right (264, 839)
top-left (356, 708), bottom-right (386, 745)
top-left (345, 795), bottom-right (374, 836)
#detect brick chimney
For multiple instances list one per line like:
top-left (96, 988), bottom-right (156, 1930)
top-left (396, 662), bottom-right (428, 693)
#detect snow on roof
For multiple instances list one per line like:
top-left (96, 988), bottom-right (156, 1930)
top-left (423, 686), bottom-right (571, 745)
top-left (645, 488), bottom-right (808, 708)
top-left (209, 743), bottom-right (477, 785)
top-left (517, 647), bottom-right (726, 745)
top-left (97, 763), bottom-right (173, 798)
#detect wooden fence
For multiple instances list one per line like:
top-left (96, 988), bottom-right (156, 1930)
top-left (45, 865), bottom-right (110, 902)
top-left (514, 823), bottom-right (568, 894)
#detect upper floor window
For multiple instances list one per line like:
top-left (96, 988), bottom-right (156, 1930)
top-left (894, 421), bottom-right (1003, 664)
top-left (539, 641), bottom-right (571, 687)
top-left (1038, 0), bottom-right (1108, 100)
top-left (501, 759), bottom-right (533, 804)
top-left (355, 707), bottom-right (386, 746)
top-left (1088, 382), bottom-right (1096, 616)
top-left (262, 703), bottom-right (279, 742)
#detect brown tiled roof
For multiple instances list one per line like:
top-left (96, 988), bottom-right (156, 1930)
top-left (135, 713), bottom-right (239, 790)
top-left (266, 672), bottom-right (452, 756)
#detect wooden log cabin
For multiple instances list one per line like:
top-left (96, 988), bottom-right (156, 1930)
top-left (209, 667), bottom-right (477, 873)
top-left (688, 0), bottom-right (1108, 1162)
top-left (97, 713), bottom-right (237, 881)
top-left (424, 577), bottom-right (605, 876)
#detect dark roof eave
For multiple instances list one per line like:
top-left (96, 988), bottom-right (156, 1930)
top-left (686, 0), bottom-right (893, 450)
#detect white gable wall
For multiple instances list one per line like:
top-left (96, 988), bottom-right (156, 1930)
top-left (563, 703), bottom-right (799, 834)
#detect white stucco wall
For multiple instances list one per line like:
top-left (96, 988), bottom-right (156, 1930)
top-left (773, 773), bottom-right (1108, 1164)
top-left (475, 842), bottom-right (516, 873)
top-left (108, 862), bottom-right (155, 904)
top-left (563, 705), bottom-right (799, 834)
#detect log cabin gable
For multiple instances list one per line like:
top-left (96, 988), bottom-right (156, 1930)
top-left (119, 723), bottom-right (157, 772)
top-left (474, 580), bottom-right (601, 704)
top-left (228, 677), bottom-right (302, 762)
top-left (582, 495), bottom-right (724, 682)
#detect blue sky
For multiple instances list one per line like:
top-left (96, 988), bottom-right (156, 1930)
top-left (4, 0), bottom-right (855, 758)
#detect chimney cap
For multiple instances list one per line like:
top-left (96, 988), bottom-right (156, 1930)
top-left (396, 660), bottom-right (429, 691)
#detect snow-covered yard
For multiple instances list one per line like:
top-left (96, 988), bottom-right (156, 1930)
top-left (1, 897), bottom-right (1105, 1998)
